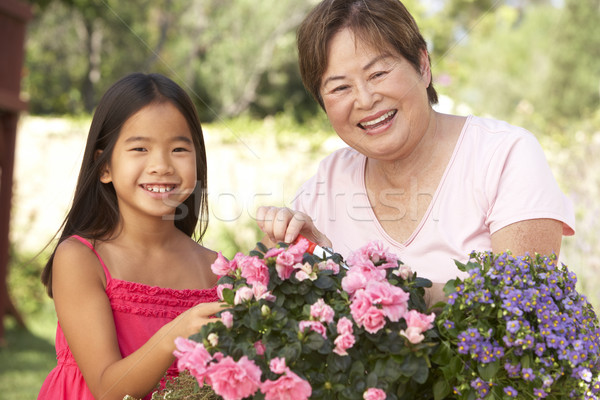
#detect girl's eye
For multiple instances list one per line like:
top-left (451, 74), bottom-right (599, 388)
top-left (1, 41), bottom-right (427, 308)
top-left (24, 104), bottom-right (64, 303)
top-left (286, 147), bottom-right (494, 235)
top-left (130, 147), bottom-right (147, 152)
top-left (173, 147), bottom-right (191, 153)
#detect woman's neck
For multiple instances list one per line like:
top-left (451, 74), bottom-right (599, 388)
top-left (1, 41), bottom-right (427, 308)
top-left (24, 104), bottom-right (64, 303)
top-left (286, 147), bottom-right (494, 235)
top-left (367, 111), bottom-right (441, 188)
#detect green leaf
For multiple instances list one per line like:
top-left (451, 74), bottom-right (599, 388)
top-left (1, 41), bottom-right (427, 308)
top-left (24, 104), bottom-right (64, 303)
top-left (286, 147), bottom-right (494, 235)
top-left (256, 241), bottom-right (268, 254)
top-left (304, 331), bottom-right (325, 351)
top-left (366, 371), bottom-right (378, 388)
top-left (477, 360), bottom-right (499, 381)
top-left (412, 358), bottom-right (429, 384)
top-left (443, 279), bottom-right (458, 296)
top-left (412, 277), bottom-right (433, 288)
top-left (278, 342), bottom-right (301, 363)
top-left (433, 379), bottom-right (451, 400)
top-left (249, 249), bottom-right (264, 258)
top-left (222, 288), bottom-right (235, 305)
top-left (314, 274), bottom-right (335, 289)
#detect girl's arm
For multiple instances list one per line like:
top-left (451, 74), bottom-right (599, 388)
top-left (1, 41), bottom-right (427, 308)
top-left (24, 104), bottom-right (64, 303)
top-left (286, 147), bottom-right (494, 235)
top-left (52, 237), bottom-right (222, 400)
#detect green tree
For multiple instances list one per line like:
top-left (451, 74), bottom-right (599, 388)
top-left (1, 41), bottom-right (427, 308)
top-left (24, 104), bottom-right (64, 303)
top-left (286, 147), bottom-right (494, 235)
top-left (542, 0), bottom-right (600, 122)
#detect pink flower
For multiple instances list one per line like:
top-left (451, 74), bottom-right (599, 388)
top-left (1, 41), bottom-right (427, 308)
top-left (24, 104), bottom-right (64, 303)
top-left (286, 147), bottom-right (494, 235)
top-left (173, 337), bottom-right (213, 384)
top-left (211, 252), bottom-right (233, 276)
top-left (400, 310), bottom-right (435, 344)
top-left (217, 283), bottom-right (233, 301)
top-left (254, 340), bottom-right (266, 356)
top-left (269, 357), bottom-right (287, 374)
top-left (238, 255), bottom-right (269, 287)
top-left (205, 355), bottom-right (262, 400)
top-left (333, 317), bottom-right (356, 355)
top-left (310, 299), bottom-right (335, 324)
top-left (400, 326), bottom-right (426, 344)
top-left (299, 320), bottom-right (327, 339)
top-left (318, 259), bottom-right (340, 274)
top-left (404, 310), bottom-right (435, 331)
top-left (336, 316), bottom-right (354, 336)
top-left (295, 262), bottom-right (317, 281)
top-left (363, 387), bottom-right (386, 400)
top-left (252, 282), bottom-right (275, 301)
top-left (393, 264), bottom-right (413, 280)
top-left (364, 281), bottom-right (410, 322)
top-left (348, 241), bottom-right (398, 270)
top-left (276, 251), bottom-right (296, 280)
top-left (264, 247), bottom-right (285, 259)
top-left (361, 306), bottom-right (387, 334)
top-left (261, 369), bottom-right (312, 400)
top-left (234, 286), bottom-right (254, 305)
top-left (333, 333), bottom-right (355, 356)
top-left (350, 291), bottom-right (387, 334)
top-left (342, 264), bottom-right (386, 295)
top-left (286, 238), bottom-right (309, 263)
top-left (221, 311), bottom-right (233, 329)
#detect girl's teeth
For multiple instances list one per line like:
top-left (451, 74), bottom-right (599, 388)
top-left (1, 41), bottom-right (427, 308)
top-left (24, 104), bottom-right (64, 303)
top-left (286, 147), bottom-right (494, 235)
top-left (146, 185), bottom-right (173, 193)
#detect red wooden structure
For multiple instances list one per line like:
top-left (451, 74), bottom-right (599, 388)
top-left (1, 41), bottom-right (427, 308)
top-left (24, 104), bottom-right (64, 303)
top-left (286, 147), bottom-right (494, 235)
top-left (0, 0), bottom-right (32, 345)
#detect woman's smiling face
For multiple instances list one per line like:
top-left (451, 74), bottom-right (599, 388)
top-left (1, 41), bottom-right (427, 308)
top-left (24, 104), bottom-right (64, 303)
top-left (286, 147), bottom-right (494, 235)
top-left (320, 28), bottom-right (433, 162)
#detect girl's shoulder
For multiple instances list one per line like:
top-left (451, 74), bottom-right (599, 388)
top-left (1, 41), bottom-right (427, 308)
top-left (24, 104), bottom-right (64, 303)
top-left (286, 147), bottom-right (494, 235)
top-left (52, 236), bottom-right (108, 292)
top-left (181, 237), bottom-right (219, 286)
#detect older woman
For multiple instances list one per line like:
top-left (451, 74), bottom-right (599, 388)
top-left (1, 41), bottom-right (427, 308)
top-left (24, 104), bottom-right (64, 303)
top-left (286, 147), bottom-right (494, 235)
top-left (256, 0), bottom-right (574, 304)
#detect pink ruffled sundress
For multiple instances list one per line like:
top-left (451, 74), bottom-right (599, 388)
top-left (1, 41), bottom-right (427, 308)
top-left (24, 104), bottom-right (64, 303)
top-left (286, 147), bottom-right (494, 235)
top-left (38, 235), bottom-right (218, 399)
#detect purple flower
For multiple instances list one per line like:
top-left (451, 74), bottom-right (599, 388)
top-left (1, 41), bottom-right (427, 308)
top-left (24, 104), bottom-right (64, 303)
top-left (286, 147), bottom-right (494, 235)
top-left (506, 320), bottom-right (520, 334)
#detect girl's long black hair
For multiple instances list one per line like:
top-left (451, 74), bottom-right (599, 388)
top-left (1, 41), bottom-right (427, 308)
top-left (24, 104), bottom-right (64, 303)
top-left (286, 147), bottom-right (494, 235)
top-left (41, 73), bottom-right (209, 297)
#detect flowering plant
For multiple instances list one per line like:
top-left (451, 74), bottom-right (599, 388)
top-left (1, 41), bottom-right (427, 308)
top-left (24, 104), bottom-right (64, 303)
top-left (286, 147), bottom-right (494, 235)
top-left (173, 238), bottom-right (438, 400)
top-left (432, 251), bottom-right (600, 400)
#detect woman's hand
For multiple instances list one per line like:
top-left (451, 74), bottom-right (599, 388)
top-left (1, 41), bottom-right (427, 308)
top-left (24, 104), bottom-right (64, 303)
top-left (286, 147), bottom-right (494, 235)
top-left (256, 206), bottom-right (332, 248)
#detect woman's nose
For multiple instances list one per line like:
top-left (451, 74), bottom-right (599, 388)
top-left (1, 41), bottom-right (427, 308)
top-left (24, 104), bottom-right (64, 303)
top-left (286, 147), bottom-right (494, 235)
top-left (355, 82), bottom-right (378, 109)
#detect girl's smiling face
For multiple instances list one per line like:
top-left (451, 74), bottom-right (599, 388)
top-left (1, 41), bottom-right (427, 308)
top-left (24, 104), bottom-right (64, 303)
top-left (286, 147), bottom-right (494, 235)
top-left (320, 28), bottom-right (433, 162)
top-left (100, 101), bottom-right (197, 220)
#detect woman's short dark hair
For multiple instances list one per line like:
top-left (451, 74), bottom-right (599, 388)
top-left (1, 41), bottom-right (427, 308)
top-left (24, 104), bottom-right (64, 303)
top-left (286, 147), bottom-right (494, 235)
top-left (297, 0), bottom-right (438, 109)
top-left (41, 73), bottom-right (208, 297)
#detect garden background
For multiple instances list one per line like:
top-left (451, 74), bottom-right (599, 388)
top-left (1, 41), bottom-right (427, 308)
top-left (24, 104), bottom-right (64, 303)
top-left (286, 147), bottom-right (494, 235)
top-left (1, 0), bottom-right (599, 399)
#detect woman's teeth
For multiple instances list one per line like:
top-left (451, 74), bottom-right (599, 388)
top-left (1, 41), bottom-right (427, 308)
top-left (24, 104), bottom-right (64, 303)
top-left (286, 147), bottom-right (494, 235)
top-left (360, 110), bottom-right (396, 129)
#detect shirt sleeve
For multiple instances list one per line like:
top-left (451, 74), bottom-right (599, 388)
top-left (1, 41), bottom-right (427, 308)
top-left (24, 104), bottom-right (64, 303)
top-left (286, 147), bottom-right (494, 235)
top-left (484, 131), bottom-right (575, 236)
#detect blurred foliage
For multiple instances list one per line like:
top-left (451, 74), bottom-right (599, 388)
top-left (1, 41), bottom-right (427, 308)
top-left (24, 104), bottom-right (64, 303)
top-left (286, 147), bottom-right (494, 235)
top-left (22, 0), bottom-right (598, 133)
top-left (6, 246), bottom-right (51, 317)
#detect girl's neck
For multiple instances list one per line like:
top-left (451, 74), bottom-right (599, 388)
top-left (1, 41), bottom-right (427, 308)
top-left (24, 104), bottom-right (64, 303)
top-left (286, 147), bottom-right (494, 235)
top-left (108, 217), bottom-right (186, 249)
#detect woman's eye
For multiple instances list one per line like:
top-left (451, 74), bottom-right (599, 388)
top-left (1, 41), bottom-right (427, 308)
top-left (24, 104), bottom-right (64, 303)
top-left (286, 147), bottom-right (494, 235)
top-left (332, 85), bottom-right (349, 93)
top-left (371, 71), bottom-right (388, 79)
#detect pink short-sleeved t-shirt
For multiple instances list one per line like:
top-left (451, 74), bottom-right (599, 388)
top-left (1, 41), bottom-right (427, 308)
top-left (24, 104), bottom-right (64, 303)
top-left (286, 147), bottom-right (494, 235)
top-left (292, 115), bottom-right (575, 283)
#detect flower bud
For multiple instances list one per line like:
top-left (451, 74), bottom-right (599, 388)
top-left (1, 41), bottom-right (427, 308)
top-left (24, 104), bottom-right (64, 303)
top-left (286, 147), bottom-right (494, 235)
top-left (261, 304), bottom-right (271, 316)
top-left (207, 333), bottom-right (219, 347)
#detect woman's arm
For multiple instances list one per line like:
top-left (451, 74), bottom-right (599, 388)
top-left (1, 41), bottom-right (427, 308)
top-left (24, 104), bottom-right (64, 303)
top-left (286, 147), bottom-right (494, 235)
top-left (424, 218), bottom-right (563, 310)
top-left (52, 238), bottom-right (222, 400)
top-left (491, 218), bottom-right (563, 257)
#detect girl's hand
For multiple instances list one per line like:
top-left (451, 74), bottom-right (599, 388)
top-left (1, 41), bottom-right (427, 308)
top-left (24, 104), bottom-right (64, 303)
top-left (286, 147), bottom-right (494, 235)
top-left (169, 302), bottom-right (225, 340)
top-left (255, 206), bottom-right (332, 248)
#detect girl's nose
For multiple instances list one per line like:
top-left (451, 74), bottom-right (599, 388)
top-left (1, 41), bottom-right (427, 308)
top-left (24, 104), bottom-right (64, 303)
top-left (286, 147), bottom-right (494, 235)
top-left (148, 151), bottom-right (174, 175)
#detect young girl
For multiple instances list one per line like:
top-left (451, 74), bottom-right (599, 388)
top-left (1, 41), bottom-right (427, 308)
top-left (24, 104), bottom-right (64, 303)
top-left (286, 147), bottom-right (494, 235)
top-left (38, 73), bottom-right (223, 400)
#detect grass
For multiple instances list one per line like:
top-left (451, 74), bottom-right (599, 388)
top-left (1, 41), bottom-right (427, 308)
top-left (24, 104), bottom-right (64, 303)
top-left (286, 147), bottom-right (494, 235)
top-left (0, 308), bottom-right (57, 399)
